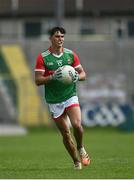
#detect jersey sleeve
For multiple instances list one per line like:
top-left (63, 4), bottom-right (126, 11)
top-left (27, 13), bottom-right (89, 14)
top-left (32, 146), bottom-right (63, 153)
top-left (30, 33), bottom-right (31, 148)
top-left (72, 51), bottom-right (81, 68)
top-left (35, 54), bottom-right (45, 72)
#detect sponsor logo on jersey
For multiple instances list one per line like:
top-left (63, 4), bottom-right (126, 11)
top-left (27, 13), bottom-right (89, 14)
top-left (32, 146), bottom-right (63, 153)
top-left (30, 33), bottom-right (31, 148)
top-left (46, 62), bottom-right (54, 66)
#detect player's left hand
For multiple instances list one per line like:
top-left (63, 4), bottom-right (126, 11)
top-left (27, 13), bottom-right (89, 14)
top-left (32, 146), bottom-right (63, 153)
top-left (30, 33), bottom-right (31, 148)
top-left (52, 67), bottom-right (62, 80)
top-left (72, 71), bottom-right (80, 83)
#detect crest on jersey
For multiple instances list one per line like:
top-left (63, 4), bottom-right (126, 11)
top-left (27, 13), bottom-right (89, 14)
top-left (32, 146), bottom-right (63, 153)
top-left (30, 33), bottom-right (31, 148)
top-left (67, 59), bottom-right (71, 64)
top-left (57, 60), bottom-right (63, 66)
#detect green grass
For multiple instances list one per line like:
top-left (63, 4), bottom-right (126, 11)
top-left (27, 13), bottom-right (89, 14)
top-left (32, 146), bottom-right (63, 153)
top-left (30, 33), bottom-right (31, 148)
top-left (0, 127), bottom-right (134, 179)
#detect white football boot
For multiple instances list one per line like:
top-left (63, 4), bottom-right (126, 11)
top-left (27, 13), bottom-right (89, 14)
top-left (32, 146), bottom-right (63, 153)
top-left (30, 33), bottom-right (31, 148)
top-left (74, 161), bottom-right (82, 170)
top-left (78, 147), bottom-right (91, 166)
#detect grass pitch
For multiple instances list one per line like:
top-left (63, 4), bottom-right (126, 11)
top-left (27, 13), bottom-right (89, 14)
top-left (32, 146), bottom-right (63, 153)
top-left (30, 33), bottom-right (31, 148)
top-left (0, 127), bottom-right (134, 179)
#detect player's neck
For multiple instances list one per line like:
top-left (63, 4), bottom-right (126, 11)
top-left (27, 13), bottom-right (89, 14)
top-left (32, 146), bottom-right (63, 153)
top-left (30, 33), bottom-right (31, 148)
top-left (50, 46), bottom-right (63, 55)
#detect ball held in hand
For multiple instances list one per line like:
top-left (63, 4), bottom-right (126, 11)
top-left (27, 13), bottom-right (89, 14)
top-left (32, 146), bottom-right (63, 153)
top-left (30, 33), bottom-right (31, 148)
top-left (57, 65), bottom-right (78, 84)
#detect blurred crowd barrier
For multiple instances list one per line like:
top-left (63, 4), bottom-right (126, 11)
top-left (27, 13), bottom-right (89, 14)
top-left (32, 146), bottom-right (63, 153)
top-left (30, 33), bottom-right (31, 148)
top-left (78, 74), bottom-right (134, 131)
top-left (81, 102), bottom-right (134, 131)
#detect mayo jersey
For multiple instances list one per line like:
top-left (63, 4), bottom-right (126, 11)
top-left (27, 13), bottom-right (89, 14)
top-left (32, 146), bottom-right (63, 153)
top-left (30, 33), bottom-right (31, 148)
top-left (35, 47), bottom-right (80, 103)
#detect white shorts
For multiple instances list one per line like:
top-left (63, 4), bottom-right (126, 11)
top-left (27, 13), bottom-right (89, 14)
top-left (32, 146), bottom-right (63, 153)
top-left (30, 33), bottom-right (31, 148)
top-left (48, 96), bottom-right (79, 120)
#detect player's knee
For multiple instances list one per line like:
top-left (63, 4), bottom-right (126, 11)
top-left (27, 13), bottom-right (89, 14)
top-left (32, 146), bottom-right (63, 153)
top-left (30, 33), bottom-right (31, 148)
top-left (72, 119), bottom-right (82, 129)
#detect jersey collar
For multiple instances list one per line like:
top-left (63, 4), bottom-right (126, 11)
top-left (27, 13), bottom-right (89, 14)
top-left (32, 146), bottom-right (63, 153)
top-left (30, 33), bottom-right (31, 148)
top-left (48, 47), bottom-right (64, 58)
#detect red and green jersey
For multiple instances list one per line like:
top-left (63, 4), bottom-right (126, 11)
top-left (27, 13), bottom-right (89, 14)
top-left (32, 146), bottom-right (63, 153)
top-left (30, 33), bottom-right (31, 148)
top-left (35, 47), bottom-right (80, 103)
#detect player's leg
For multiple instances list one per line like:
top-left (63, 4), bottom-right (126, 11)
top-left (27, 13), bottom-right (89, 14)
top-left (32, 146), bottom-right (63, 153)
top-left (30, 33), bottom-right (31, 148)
top-left (54, 113), bottom-right (82, 169)
top-left (66, 106), bottom-right (90, 166)
top-left (66, 106), bottom-right (83, 149)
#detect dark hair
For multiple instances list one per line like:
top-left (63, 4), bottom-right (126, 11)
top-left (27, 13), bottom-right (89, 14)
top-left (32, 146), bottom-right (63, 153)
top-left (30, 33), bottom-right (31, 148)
top-left (48, 27), bottom-right (66, 36)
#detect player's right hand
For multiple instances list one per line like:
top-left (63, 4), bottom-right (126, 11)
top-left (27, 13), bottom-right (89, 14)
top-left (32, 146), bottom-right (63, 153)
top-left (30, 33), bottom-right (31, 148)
top-left (52, 67), bottom-right (62, 80)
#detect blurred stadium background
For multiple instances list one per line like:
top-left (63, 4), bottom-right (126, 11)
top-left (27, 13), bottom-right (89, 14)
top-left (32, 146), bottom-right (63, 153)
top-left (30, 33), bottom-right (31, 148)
top-left (0, 0), bottom-right (134, 134)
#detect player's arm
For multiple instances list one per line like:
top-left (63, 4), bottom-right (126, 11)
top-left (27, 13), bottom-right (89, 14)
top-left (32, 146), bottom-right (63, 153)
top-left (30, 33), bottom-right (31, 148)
top-left (35, 70), bottom-right (63, 85)
top-left (34, 54), bottom-right (53, 86)
top-left (34, 54), bottom-right (62, 85)
top-left (35, 71), bottom-right (52, 86)
top-left (72, 51), bottom-right (86, 81)
top-left (75, 64), bottom-right (86, 81)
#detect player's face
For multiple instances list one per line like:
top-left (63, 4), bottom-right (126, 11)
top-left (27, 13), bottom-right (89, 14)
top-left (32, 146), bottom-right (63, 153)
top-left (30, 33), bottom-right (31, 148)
top-left (50, 31), bottom-right (65, 48)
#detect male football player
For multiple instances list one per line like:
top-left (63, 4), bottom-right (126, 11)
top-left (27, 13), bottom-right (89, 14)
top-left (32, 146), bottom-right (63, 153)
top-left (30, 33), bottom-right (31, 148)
top-left (34, 27), bottom-right (90, 169)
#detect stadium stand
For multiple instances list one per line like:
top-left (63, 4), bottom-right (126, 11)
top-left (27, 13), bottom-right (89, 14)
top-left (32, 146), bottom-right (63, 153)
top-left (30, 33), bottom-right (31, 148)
top-left (0, 45), bottom-right (50, 126)
top-left (0, 52), bottom-right (17, 123)
top-left (0, 0), bottom-right (134, 17)
top-left (0, 0), bottom-right (11, 16)
top-left (0, 0), bottom-right (134, 130)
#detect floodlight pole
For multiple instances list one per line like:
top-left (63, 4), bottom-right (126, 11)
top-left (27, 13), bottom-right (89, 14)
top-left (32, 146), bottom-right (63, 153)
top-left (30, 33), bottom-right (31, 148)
top-left (11, 0), bottom-right (19, 15)
top-left (56, 0), bottom-right (64, 27)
